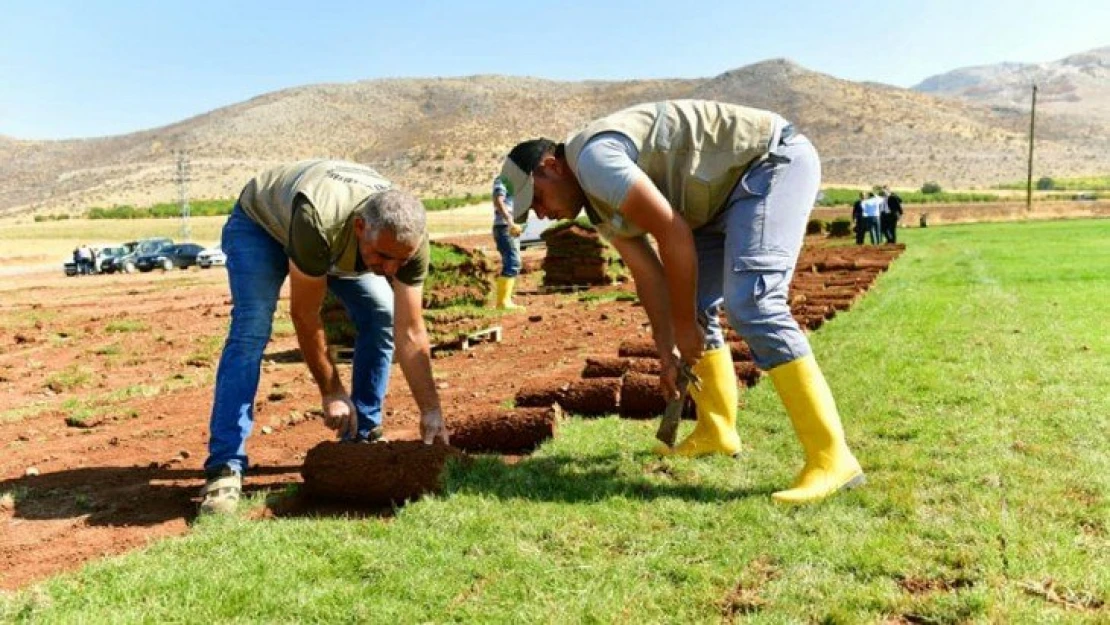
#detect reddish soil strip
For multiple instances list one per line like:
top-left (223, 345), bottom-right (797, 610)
top-left (450, 406), bottom-right (560, 454)
top-left (301, 441), bottom-right (466, 505)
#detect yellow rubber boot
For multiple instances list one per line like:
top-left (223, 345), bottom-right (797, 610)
top-left (769, 355), bottom-right (864, 504)
top-left (654, 346), bottom-right (742, 457)
top-left (494, 277), bottom-right (522, 309)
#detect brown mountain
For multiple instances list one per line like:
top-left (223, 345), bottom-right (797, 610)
top-left (3, 56), bottom-right (1109, 217)
top-left (913, 46), bottom-right (1110, 121)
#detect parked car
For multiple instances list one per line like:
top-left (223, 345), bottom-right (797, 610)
top-left (104, 237), bottom-right (174, 273)
top-left (135, 243), bottom-right (204, 272)
top-left (196, 246), bottom-right (227, 268)
top-left (93, 245), bottom-right (128, 273)
top-left (63, 244), bottom-right (128, 276)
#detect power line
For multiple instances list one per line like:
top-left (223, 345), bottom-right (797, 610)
top-left (176, 151), bottom-right (191, 241)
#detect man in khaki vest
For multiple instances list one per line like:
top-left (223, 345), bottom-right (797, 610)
top-left (500, 100), bottom-right (863, 504)
top-left (201, 160), bottom-right (449, 515)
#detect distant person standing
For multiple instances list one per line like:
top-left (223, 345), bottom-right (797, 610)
top-left (881, 186), bottom-right (903, 243)
top-left (490, 175), bottom-right (523, 309)
top-left (852, 192), bottom-right (866, 245)
top-left (77, 244), bottom-right (94, 275)
top-left (860, 192), bottom-right (882, 244)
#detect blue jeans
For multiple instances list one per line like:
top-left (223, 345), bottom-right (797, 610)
top-left (693, 131), bottom-right (821, 370)
top-left (492, 225), bottom-right (521, 277)
top-left (862, 216), bottom-right (880, 244)
top-left (204, 205), bottom-right (395, 475)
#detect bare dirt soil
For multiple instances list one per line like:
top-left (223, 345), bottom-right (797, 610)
top-left (0, 237), bottom-right (900, 589)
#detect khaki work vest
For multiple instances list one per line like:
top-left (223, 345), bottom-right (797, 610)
top-left (565, 100), bottom-right (778, 238)
top-left (238, 160), bottom-right (392, 272)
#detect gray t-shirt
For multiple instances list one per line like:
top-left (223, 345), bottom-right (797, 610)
top-left (576, 132), bottom-right (642, 219)
top-left (492, 177), bottom-right (512, 227)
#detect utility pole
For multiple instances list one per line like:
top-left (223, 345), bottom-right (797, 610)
top-left (176, 151), bottom-right (192, 241)
top-left (1025, 84), bottom-right (1037, 213)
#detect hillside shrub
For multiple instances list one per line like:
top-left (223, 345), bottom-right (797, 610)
top-left (422, 193), bottom-right (492, 211)
top-left (87, 199), bottom-right (234, 219)
top-left (994, 175), bottom-right (1110, 191)
top-left (818, 187), bottom-right (998, 206)
top-left (1036, 177), bottom-right (1055, 191)
top-left (816, 188), bottom-right (863, 206)
top-left (921, 181), bottom-right (943, 194)
top-left (806, 219), bottom-right (825, 235)
top-left (828, 218), bottom-right (853, 237)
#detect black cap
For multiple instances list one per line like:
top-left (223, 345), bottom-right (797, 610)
top-left (507, 138), bottom-right (556, 174)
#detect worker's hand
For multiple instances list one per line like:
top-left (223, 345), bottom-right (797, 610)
top-left (508, 224), bottom-right (523, 237)
top-left (421, 407), bottom-right (449, 445)
top-left (659, 350), bottom-right (681, 402)
top-left (322, 393), bottom-right (358, 440)
top-left (674, 322), bottom-right (704, 367)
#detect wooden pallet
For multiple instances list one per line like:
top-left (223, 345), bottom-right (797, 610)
top-left (433, 325), bottom-right (503, 353)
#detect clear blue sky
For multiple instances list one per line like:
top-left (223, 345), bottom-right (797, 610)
top-left (2, 0), bottom-right (1107, 140)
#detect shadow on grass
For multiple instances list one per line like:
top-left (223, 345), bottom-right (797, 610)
top-left (444, 452), bottom-right (775, 504)
top-left (1, 449), bottom-right (772, 527)
top-left (0, 465), bottom-right (298, 526)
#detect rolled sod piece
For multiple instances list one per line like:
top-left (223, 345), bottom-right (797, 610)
top-left (301, 440), bottom-right (465, 505)
top-left (581, 356), bottom-right (661, 378)
top-left (853, 258), bottom-right (891, 270)
top-left (729, 341), bottom-right (753, 363)
top-left (450, 406), bottom-right (561, 453)
top-left (515, 378), bottom-right (621, 414)
top-left (515, 379), bottom-right (566, 408)
top-left (735, 361), bottom-right (763, 387)
top-left (560, 378), bottom-right (622, 415)
top-left (619, 371), bottom-right (666, 418)
top-left (617, 339), bottom-right (658, 358)
top-left (815, 258), bottom-right (855, 272)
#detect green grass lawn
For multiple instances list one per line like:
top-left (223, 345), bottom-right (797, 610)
top-left (3, 219), bottom-right (1108, 623)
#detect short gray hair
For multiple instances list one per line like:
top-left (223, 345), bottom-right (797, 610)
top-left (357, 189), bottom-right (426, 246)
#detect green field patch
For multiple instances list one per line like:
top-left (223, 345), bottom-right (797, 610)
top-left (3, 219), bottom-right (1109, 622)
top-left (104, 319), bottom-right (148, 334)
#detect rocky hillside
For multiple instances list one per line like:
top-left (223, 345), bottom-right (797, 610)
top-left (913, 46), bottom-right (1110, 121)
top-left (3, 51), bottom-right (1109, 217)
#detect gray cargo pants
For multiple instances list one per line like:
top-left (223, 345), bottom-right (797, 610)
top-left (693, 127), bottom-right (820, 370)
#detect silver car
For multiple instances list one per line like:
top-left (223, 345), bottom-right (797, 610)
top-left (197, 246), bottom-right (227, 268)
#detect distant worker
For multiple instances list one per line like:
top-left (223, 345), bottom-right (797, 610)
top-left (201, 160), bottom-right (449, 515)
top-left (76, 244), bottom-right (94, 275)
top-left (501, 100), bottom-right (864, 504)
top-left (852, 192), bottom-right (866, 245)
top-left (860, 192), bottom-right (882, 244)
top-left (491, 174), bottom-right (523, 309)
top-left (881, 185), bottom-right (903, 243)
